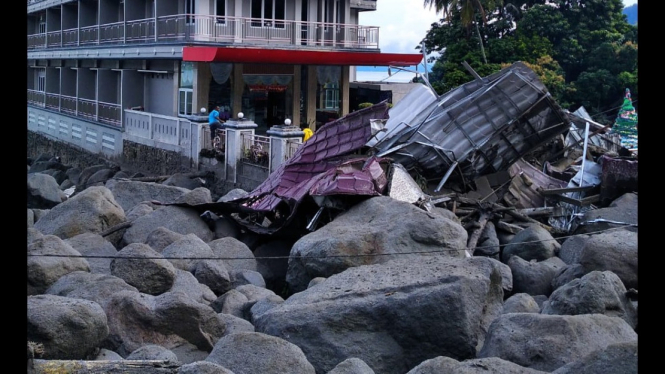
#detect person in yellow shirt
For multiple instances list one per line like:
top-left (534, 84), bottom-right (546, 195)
top-left (303, 128), bottom-right (313, 141)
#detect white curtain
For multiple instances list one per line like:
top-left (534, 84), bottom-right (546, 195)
top-left (317, 66), bottom-right (341, 85)
top-left (210, 63), bottom-right (233, 85)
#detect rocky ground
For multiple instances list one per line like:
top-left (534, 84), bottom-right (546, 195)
top-left (27, 153), bottom-right (638, 374)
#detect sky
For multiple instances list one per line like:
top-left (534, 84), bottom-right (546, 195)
top-left (355, 0), bottom-right (637, 83)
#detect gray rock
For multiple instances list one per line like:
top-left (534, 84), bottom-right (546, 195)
top-left (28, 294), bottom-right (108, 359)
top-left (502, 225), bottom-right (560, 264)
top-left (33, 186), bottom-right (126, 242)
top-left (476, 221), bottom-right (501, 258)
top-left (508, 256), bottom-right (567, 297)
top-left (162, 233), bottom-right (215, 272)
top-left (551, 263), bottom-right (588, 291)
top-left (248, 295), bottom-right (285, 323)
top-left (577, 230), bottom-right (638, 290)
top-left (46, 271), bottom-right (138, 309)
top-left (121, 205), bottom-right (214, 247)
top-left (77, 165), bottom-right (117, 191)
top-left (307, 277), bottom-right (326, 288)
top-left (93, 348), bottom-right (123, 361)
top-left (28, 227), bottom-right (44, 244)
top-left (28, 209), bottom-right (34, 228)
top-left (179, 361), bottom-right (236, 374)
top-left (193, 259), bottom-right (232, 296)
top-left (126, 344), bottom-right (179, 363)
top-left (405, 356), bottom-right (548, 374)
top-left (125, 201), bottom-right (156, 222)
top-left (208, 237), bottom-right (258, 272)
top-left (86, 168), bottom-right (119, 188)
top-left (217, 188), bottom-right (248, 202)
top-left (557, 235), bottom-right (588, 265)
top-left (477, 313), bottom-right (638, 372)
top-left (33, 208), bottom-right (50, 223)
top-left (254, 256), bottom-right (506, 374)
top-left (145, 226), bottom-right (185, 253)
top-left (111, 243), bottom-right (177, 295)
top-left (29, 160), bottom-right (68, 174)
top-left (170, 269), bottom-right (218, 305)
top-left (503, 293), bottom-right (541, 314)
top-left (327, 357), bottom-right (376, 374)
top-left (229, 269), bottom-right (266, 289)
top-left (162, 173), bottom-right (207, 190)
top-left (212, 214), bottom-right (242, 240)
top-left (107, 179), bottom-right (190, 212)
top-left (65, 232), bottom-right (118, 275)
top-left (254, 239), bottom-right (292, 291)
top-left (550, 341), bottom-right (638, 374)
top-left (28, 235), bottom-right (91, 295)
top-left (205, 332), bottom-right (316, 374)
top-left (173, 187), bottom-right (213, 205)
top-left (218, 313), bottom-right (256, 336)
top-left (542, 271), bottom-right (638, 329)
top-left (168, 341), bottom-right (211, 365)
top-left (211, 289), bottom-right (249, 318)
top-left (28, 173), bottom-right (64, 209)
top-left (287, 196), bottom-right (468, 293)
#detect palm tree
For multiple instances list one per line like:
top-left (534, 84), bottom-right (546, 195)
top-left (423, 0), bottom-right (502, 64)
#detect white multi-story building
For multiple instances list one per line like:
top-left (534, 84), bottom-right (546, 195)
top-left (27, 0), bottom-right (421, 161)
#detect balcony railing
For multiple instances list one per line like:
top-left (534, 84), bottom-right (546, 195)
top-left (28, 90), bottom-right (122, 127)
top-left (27, 14), bottom-right (379, 50)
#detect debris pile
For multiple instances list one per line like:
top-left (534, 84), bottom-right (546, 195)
top-left (176, 62), bottom-right (637, 250)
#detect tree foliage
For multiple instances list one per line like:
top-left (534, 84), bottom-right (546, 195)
top-left (420, 0), bottom-right (638, 124)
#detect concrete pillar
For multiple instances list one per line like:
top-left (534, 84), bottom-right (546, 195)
top-left (307, 65), bottom-right (317, 131)
top-left (292, 65), bottom-right (301, 128)
top-left (193, 62), bottom-right (211, 113)
top-left (222, 116), bottom-right (257, 183)
top-left (232, 63), bottom-right (244, 119)
top-left (267, 120), bottom-right (304, 173)
top-left (341, 65), bottom-right (350, 116)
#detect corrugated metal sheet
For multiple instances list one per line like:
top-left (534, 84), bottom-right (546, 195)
top-left (369, 62), bottom-right (571, 186)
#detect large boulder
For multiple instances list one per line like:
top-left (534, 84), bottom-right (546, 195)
top-left (125, 344), bottom-right (179, 362)
top-left (575, 230), bottom-right (638, 290)
top-left (550, 340), bottom-right (638, 374)
top-left (193, 259), bottom-right (232, 296)
top-left (45, 271), bottom-right (138, 309)
top-left (169, 269), bottom-right (218, 305)
top-left (542, 271), bottom-right (638, 330)
top-left (405, 356), bottom-right (548, 374)
top-left (501, 225), bottom-right (560, 264)
top-left (121, 206), bottom-right (214, 247)
top-left (205, 332), bottom-right (316, 374)
top-left (502, 293), bottom-right (541, 314)
top-left (208, 237), bottom-right (258, 273)
top-left (28, 173), bottom-right (65, 209)
top-left (477, 313), bottom-right (638, 372)
top-left (145, 226), bottom-right (185, 253)
top-left (28, 235), bottom-right (91, 295)
top-left (161, 233), bottom-right (215, 272)
top-left (327, 358), bottom-right (376, 374)
top-left (65, 233), bottom-right (118, 275)
top-left (106, 179), bottom-right (190, 212)
top-left (286, 196), bottom-right (468, 293)
top-left (33, 186), bottom-right (126, 242)
top-left (104, 289), bottom-right (225, 357)
top-left (508, 256), bottom-right (567, 297)
top-left (111, 243), bottom-right (177, 295)
top-left (179, 361), bottom-right (236, 374)
top-left (254, 256), bottom-right (506, 374)
top-left (27, 294), bottom-right (108, 359)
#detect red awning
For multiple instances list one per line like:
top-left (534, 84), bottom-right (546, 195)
top-left (183, 46), bottom-right (422, 67)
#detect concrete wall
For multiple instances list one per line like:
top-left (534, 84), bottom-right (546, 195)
top-left (145, 73), bottom-right (174, 115)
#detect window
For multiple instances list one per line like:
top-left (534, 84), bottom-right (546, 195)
top-left (178, 89), bottom-right (193, 115)
top-left (216, 0), bottom-right (226, 23)
top-left (36, 69), bottom-right (46, 92)
top-left (251, 0), bottom-right (285, 28)
top-left (38, 13), bottom-right (46, 34)
top-left (324, 82), bottom-right (339, 110)
top-left (185, 0), bottom-right (196, 24)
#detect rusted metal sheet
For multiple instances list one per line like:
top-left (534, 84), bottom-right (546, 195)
top-left (599, 155), bottom-right (638, 207)
top-left (369, 62), bottom-right (571, 187)
top-left (502, 158), bottom-right (568, 209)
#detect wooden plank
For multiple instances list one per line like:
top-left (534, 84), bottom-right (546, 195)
top-left (28, 360), bottom-right (180, 374)
top-left (548, 194), bottom-right (600, 207)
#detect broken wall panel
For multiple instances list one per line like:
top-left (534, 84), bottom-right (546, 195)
top-left (503, 158), bottom-right (568, 209)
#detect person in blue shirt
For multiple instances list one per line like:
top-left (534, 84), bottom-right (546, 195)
top-left (208, 105), bottom-right (224, 136)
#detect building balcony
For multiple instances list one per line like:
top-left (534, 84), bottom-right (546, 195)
top-left (27, 14), bottom-right (379, 51)
top-left (28, 89), bottom-right (122, 127)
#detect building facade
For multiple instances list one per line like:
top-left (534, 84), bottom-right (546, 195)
top-left (28, 0), bottom-right (422, 161)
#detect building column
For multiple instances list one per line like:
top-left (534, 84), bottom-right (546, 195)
top-left (193, 62), bottom-right (211, 114)
top-left (267, 121), bottom-right (304, 173)
top-left (292, 65), bottom-right (301, 128)
top-left (232, 63), bottom-right (244, 118)
top-left (341, 65), bottom-right (350, 117)
top-left (222, 117), bottom-right (257, 183)
top-left (307, 65), bottom-right (317, 131)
